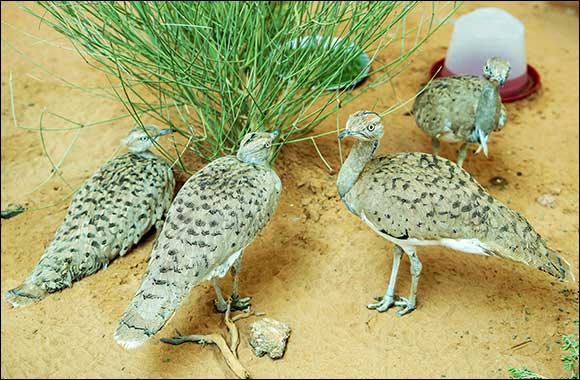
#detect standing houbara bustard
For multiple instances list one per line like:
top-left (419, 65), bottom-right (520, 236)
top-left (4, 125), bottom-right (176, 308)
top-left (412, 57), bottom-right (511, 167)
top-left (114, 130), bottom-right (281, 349)
top-left (337, 111), bottom-right (575, 316)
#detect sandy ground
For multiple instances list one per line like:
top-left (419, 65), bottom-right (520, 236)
top-left (1, 2), bottom-right (578, 379)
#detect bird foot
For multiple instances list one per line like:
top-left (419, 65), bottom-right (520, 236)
top-left (230, 295), bottom-right (252, 311)
top-left (214, 296), bottom-right (251, 313)
top-left (214, 298), bottom-right (228, 313)
top-left (394, 297), bottom-right (416, 316)
top-left (367, 295), bottom-right (395, 312)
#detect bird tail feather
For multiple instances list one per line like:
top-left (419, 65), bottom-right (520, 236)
top-left (4, 282), bottom-right (48, 308)
top-left (483, 240), bottom-right (576, 284)
top-left (114, 306), bottom-right (162, 349)
top-left (113, 269), bottom-right (194, 349)
top-left (538, 248), bottom-right (576, 283)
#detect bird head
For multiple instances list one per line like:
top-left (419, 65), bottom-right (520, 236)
top-left (338, 111), bottom-right (384, 142)
top-left (237, 130), bottom-right (280, 165)
top-left (122, 125), bottom-right (174, 153)
top-left (482, 57), bottom-right (511, 86)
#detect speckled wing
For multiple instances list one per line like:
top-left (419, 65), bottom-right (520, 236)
top-left (5, 153), bottom-right (175, 307)
top-left (347, 152), bottom-right (495, 240)
top-left (114, 156), bottom-right (281, 348)
top-left (39, 153), bottom-right (174, 285)
top-left (346, 152), bottom-right (573, 280)
top-left (412, 76), bottom-right (499, 142)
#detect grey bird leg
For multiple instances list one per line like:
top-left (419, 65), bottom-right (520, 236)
top-left (230, 251), bottom-right (251, 311)
top-left (213, 278), bottom-right (228, 313)
top-left (456, 142), bottom-right (469, 167)
top-left (395, 246), bottom-right (422, 316)
top-left (431, 138), bottom-right (440, 157)
top-left (367, 245), bottom-right (403, 312)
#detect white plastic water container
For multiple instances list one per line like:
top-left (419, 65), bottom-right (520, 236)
top-left (442, 7), bottom-right (528, 97)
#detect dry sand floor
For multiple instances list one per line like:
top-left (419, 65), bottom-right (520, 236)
top-left (1, 1), bottom-right (578, 378)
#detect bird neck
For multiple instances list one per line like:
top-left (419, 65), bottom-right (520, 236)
top-left (337, 139), bottom-right (379, 198)
top-left (132, 150), bottom-right (157, 160)
top-left (486, 77), bottom-right (501, 88)
top-left (238, 156), bottom-right (270, 168)
top-left (474, 85), bottom-right (500, 136)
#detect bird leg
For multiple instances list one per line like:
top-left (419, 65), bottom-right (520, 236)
top-left (367, 245), bottom-right (403, 312)
top-left (431, 138), bottom-right (440, 157)
top-left (230, 251), bottom-right (251, 311)
top-left (456, 142), bottom-right (469, 167)
top-left (213, 278), bottom-right (228, 313)
top-left (395, 246), bottom-right (422, 316)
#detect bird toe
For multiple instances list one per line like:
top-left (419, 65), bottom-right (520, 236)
top-left (395, 297), bottom-right (416, 316)
top-left (231, 295), bottom-right (252, 311)
top-left (367, 296), bottom-right (394, 312)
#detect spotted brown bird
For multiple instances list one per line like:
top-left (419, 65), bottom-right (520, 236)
top-left (337, 111), bottom-right (575, 316)
top-left (114, 130), bottom-right (281, 349)
top-left (412, 57), bottom-right (511, 166)
top-left (4, 125), bottom-right (175, 308)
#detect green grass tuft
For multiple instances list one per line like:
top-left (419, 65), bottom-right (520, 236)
top-left (16, 1), bottom-right (459, 168)
top-left (509, 319), bottom-right (579, 379)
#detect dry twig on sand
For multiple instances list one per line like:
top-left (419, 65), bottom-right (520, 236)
top-left (160, 300), bottom-right (263, 379)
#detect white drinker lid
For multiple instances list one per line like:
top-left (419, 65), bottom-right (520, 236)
top-left (444, 7), bottom-right (526, 79)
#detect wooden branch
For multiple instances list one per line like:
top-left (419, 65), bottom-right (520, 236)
top-left (224, 300), bottom-right (240, 357)
top-left (232, 310), bottom-right (265, 322)
top-left (160, 301), bottom-right (266, 379)
top-left (161, 327), bottom-right (249, 379)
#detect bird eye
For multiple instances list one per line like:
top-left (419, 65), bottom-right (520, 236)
top-left (140, 136), bottom-right (149, 142)
top-left (265, 142), bottom-right (272, 148)
top-left (367, 124), bottom-right (375, 131)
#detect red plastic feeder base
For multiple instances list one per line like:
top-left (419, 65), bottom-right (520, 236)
top-left (429, 58), bottom-right (541, 103)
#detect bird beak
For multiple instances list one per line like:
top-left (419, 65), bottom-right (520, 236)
top-left (270, 129), bottom-right (281, 140)
top-left (158, 128), bottom-right (175, 136)
top-left (338, 130), bottom-right (350, 140)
